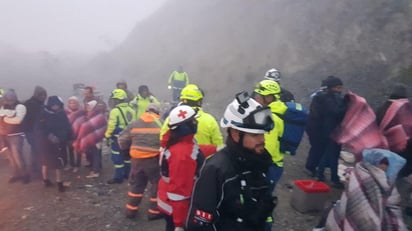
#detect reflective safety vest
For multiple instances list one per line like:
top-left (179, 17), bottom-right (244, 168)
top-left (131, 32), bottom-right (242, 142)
top-left (118, 112), bottom-right (162, 159)
top-left (105, 102), bottom-right (136, 138)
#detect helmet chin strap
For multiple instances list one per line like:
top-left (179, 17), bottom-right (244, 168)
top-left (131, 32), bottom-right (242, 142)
top-left (238, 131), bottom-right (245, 147)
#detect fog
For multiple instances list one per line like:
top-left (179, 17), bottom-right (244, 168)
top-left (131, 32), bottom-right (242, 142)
top-left (0, 0), bottom-right (166, 54)
top-left (1, 0), bottom-right (411, 110)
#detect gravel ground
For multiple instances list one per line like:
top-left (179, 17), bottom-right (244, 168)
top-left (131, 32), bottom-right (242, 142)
top-left (0, 138), bottom-right (410, 231)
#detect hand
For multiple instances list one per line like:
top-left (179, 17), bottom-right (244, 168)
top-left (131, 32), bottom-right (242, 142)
top-left (174, 227), bottom-right (184, 231)
top-left (103, 138), bottom-right (111, 146)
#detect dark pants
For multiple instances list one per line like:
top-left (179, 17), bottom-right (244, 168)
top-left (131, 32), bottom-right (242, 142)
top-left (126, 157), bottom-right (160, 213)
top-left (317, 139), bottom-right (341, 182)
top-left (25, 131), bottom-right (41, 172)
top-left (305, 134), bottom-right (325, 173)
top-left (164, 214), bottom-right (175, 231)
top-left (66, 144), bottom-right (76, 167)
top-left (86, 146), bottom-right (102, 173)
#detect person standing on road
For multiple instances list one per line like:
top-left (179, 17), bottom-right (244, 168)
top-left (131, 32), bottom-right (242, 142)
top-left (104, 89), bottom-right (136, 184)
top-left (157, 105), bottom-right (205, 231)
top-left (0, 89), bottom-right (30, 184)
top-left (38, 96), bottom-right (72, 192)
top-left (129, 85), bottom-right (160, 118)
top-left (186, 92), bottom-right (277, 231)
top-left (168, 66), bottom-right (189, 103)
top-left (24, 86), bottom-right (47, 174)
top-left (118, 103), bottom-right (163, 220)
top-left (75, 100), bottom-right (107, 178)
top-left (306, 76), bottom-right (347, 189)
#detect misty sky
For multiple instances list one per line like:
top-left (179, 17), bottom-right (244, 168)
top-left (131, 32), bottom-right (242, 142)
top-left (0, 0), bottom-right (166, 54)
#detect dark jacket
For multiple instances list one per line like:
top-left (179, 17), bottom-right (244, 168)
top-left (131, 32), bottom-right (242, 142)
top-left (186, 138), bottom-right (275, 231)
top-left (24, 97), bottom-right (44, 132)
top-left (279, 87), bottom-right (295, 103)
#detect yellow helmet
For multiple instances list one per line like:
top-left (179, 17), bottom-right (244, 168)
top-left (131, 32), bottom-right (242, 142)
top-left (180, 84), bottom-right (203, 101)
top-left (111, 88), bottom-right (127, 100)
top-left (254, 80), bottom-right (281, 96)
top-left (0, 88), bottom-right (4, 96)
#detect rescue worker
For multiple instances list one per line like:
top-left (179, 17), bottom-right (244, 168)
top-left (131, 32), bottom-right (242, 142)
top-left (264, 68), bottom-right (295, 102)
top-left (118, 103), bottom-right (163, 220)
top-left (157, 105), bottom-right (205, 231)
top-left (130, 85), bottom-right (160, 118)
top-left (253, 80), bottom-right (286, 190)
top-left (104, 88), bottom-right (136, 184)
top-left (186, 91), bottom-right (277, 231)
top-left (108, 80), bottom-right (134, 109)
top-left (168, 66), bottom-right (189, 103)
top-left (160, 84), bottom-right (223, 157)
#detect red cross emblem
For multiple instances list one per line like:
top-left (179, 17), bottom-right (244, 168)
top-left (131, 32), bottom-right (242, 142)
top-left (178, 109), bottom-right (187, 119)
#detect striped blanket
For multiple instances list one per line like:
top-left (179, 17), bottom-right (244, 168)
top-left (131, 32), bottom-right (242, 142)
top-left (325, 161), bottom-right (407, 231)
top-left (332, 92), bottom-right (387, 157)
top-left (379, 98), bottom-right (412, 153)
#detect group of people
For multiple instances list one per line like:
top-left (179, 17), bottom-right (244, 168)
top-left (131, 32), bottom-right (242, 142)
top-left (305, 77), bottom-right (412, 230)
top-left (1, 65), bottom-right (410, 231)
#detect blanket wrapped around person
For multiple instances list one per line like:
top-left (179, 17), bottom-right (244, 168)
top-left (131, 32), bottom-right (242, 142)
top-left (325, 148), bottom-right (407, 231)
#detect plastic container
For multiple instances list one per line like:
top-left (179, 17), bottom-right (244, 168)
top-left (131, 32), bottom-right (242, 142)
top-left (290, 180), bottom-right (330, 213)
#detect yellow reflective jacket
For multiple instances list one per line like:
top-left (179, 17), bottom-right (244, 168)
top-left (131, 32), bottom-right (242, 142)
top-left (168, 71), bottom-right (189, 86)
top-left (105, 102), bottom-right (136, 138)
top-left (160, 107), bottom-right (223, 147)
top-left (130, 94), bottom-right (160, 119)
top-left (265, 101), bottom-right (287, 167)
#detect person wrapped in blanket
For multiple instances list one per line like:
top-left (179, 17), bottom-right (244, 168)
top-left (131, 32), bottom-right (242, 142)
top-left (324, 148), bottom-right (408, 231)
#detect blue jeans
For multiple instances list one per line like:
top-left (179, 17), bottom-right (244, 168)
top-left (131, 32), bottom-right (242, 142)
top-left (5, 134), bottom-right (28, 177)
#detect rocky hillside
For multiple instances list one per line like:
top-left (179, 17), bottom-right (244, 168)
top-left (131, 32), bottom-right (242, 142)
top-left (106, 0), bottom-right (412, 109)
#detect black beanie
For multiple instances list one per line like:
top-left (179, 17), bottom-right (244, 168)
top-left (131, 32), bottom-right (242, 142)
top-left (323, 76), bottom-right (343, 89)
top-left (47, 96), bottom-right (64, 108)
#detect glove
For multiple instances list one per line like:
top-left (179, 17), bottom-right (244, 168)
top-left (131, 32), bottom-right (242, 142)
top-left (168, 85), bottom-right (172, 90)
top-left (174, 227), bottom-right (184, 231)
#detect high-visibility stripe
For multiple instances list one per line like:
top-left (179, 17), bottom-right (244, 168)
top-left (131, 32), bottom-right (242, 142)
top-left (149, 197), bottom-right (157, 202)
top-left (112, 150), bottom-right (120, 154)
top-left (126, 204), bottom-right (139, 211)
top-left (161, 176), bottom-right (170, 183)
top-left (148, 209), bottom-right (160, 214)
top-left (128, 192), bottom-right (143, 198)
top-left (115, 164), bottom-right (124, 168)
top-left (157, 198), bottom-right (173, 214)
top-left (167, 192), bottom-right (188, 201)
top-left (131, 145), bottom-right (160, 153)
top-left (131, 127), bottom-right (161, 134)
top-left (124, 160), bottom-right (131, 164)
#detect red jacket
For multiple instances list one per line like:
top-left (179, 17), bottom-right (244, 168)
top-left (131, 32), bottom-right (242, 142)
top-left (157, 135), bottom-right (204, 227)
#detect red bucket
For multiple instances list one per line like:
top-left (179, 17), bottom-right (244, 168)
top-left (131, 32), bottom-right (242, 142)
top-left (293, 180), bottom-right (330, 193)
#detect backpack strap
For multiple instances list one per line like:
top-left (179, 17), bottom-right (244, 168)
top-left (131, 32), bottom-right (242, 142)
top-left (116, 106), bottom-right (129, 126)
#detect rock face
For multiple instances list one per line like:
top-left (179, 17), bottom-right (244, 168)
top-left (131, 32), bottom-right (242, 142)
top-left (109, 0), bottom-right (412, 107)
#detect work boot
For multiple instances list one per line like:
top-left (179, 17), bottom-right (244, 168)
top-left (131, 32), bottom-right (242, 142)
top-left (43, 179), bottom-right (54, 187)
top-left (147, 213), bottom-right (163, 221)
top-left (57, 182), bottom-right (66, 192)
top-left (125, 209), bottom-right (137, 219)
top-left (107, 178), bottom-right (123, 184)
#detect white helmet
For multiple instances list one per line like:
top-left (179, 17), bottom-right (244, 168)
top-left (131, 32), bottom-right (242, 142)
top-left (264, 68), bottom-right (281, 82)
top-left (168, 105), bottom-right (197, 130)
top-left (220, 91), bottom-right (274, 134)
